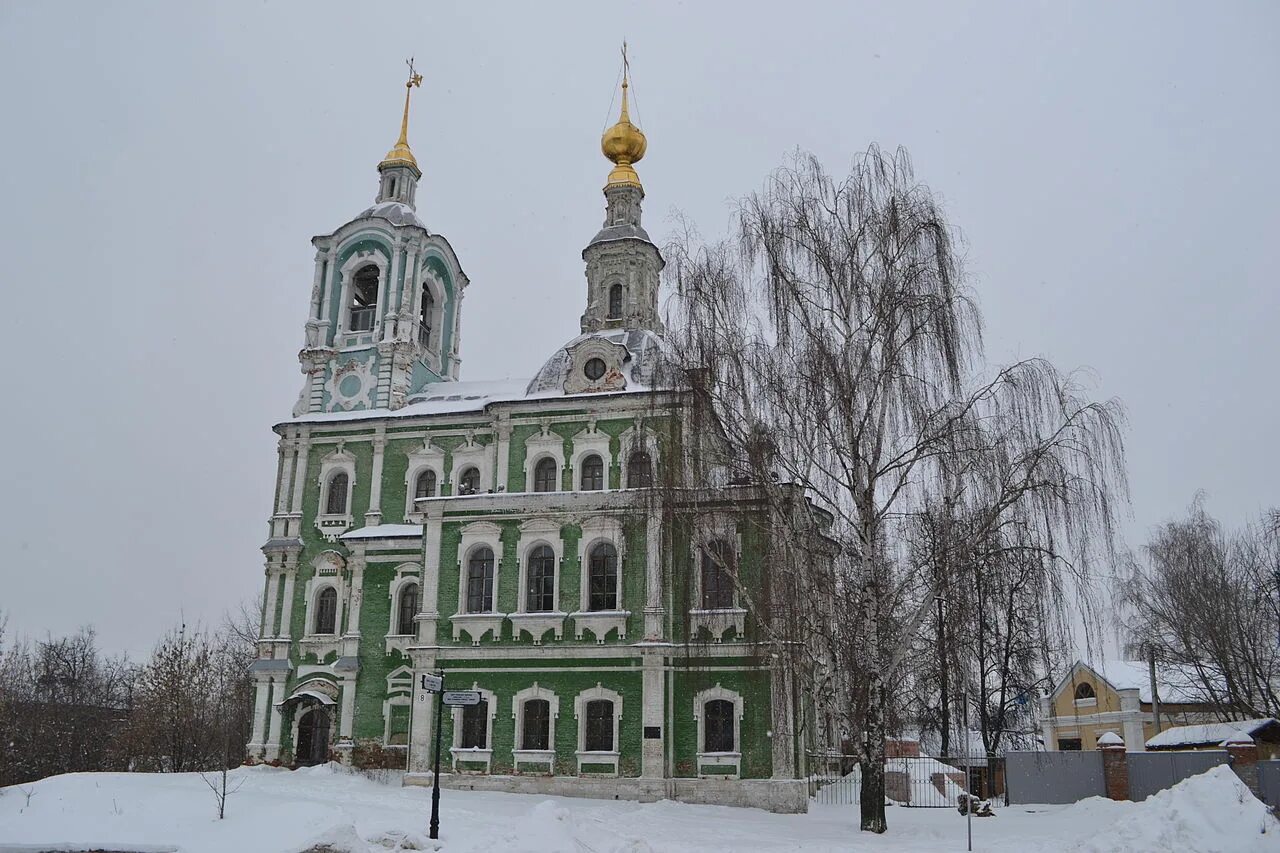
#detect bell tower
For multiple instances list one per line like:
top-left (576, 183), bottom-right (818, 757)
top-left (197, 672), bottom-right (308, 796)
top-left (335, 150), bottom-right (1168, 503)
top-left (580, 45), bottom-right (664, 334)
top-left (294, 62), bottom-right (469, 416)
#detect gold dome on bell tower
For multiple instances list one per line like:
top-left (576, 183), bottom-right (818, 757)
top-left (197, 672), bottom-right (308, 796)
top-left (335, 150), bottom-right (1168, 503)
top-left (601, 43), bottom-right (646, 189)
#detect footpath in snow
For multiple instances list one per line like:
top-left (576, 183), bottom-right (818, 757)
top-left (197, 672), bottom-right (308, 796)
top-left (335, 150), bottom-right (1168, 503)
top-left (0, 763), bottom-right (1275, 853)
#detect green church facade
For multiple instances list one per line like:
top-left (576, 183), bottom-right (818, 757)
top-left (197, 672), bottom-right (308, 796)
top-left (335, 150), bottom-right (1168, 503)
top-left (246, 67), bottom-right (817, 812)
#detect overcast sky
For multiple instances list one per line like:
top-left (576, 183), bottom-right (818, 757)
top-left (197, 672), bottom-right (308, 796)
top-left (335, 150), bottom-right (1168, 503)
top-left (1, 2), bottom-right (1276, 658)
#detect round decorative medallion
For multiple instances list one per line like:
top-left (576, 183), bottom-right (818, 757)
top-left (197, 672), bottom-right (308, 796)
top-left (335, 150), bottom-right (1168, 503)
top-left (584, 357), bottom-right (606, 380)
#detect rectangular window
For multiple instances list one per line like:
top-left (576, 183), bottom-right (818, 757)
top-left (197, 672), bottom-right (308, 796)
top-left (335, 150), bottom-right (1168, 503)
top-left (522, 699), bottom-right (551, 751)
top-left (461, 701), bottom-right (488, 749)
top-left (584, 700), bottom-right (614, 752)
top-left (1058, 738), bottom-right (1082, 751)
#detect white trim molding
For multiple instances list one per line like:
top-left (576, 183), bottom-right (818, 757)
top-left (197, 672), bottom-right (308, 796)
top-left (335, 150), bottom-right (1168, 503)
top-left (385, 562), bottom-right (423, 654)
top-left (450, 683), bottom-right (497, 773)
top-left (574, 683), bottom-right (623, 776)
top-left (522, 421), bottom-right (566, 493)
top-left (403, 439), bottom-right (445, 522)
top-left (569, 516), bottom-right (630, 643)
top-left (569, 420), bottom-right (612, 491)
top-left (512, 682), bottom-right (560, 771)
top-left (509, 518), bottom-right (567, 644)
top-left (450, 522), bottom-right (505, 644)
top-left (693, 684), bottom-right (744, 779)
top-left (315, 443), bottom-right (357, 540)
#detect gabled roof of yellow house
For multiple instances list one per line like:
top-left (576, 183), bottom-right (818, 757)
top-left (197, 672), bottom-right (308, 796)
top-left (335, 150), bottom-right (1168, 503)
top-left (1050, 659), bottom-right (1208, 705)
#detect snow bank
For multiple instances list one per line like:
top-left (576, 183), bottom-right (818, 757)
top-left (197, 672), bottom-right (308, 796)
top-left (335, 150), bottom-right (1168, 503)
top-left (1074, 765), bottom-right (1277, 853)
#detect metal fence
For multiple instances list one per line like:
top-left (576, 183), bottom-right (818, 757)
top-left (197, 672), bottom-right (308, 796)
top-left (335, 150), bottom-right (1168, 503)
top-left (1259, 760), bottom-right (1280, 810)
top-left (1006, 750), bottom-right (1104, 804)
top-left (1128, 750), bottom-right (1228, 801)
top-left (807, 754), bottom-right (1004, 808)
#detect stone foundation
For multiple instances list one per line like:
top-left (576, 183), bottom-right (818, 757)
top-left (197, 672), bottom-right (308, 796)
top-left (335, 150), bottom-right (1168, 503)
top-left (403, 772), bottom-right (809, 814)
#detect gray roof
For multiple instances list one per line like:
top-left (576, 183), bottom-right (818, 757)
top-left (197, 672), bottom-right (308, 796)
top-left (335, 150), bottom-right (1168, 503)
top-left (525, 328), bottom-right (672, 396)
top-left (585, 222), bottom-right (652, 249)
top-left (247, 659), bottom-right (292, 674)
top-left (261, 537), bottom-right (303, 553)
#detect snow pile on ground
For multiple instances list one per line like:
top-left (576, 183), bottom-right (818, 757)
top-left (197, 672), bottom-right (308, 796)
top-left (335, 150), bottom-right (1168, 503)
top-left (1073, 765), bottom-right (1276, 853)
top-left (1, 762), bottom-right (1275, 852)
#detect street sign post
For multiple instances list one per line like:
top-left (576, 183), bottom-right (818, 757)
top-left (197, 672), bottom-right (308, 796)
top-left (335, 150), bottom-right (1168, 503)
top-left (427, 670), bottom-right (444, 840)
top-left (442, 690), bottom-right (482, 707)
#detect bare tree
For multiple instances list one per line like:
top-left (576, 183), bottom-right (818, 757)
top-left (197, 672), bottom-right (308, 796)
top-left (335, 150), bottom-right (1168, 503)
top-left (663, 147), bottom-right (1126, 832)
top-left (1118, 496), bottom-right (1280, 718)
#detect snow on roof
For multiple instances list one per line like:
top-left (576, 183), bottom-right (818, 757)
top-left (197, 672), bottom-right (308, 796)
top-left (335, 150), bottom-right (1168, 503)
top-left (1144, 717), bottom-right (1278, 749)
top-left (339, 524), bottom-right (423, 540)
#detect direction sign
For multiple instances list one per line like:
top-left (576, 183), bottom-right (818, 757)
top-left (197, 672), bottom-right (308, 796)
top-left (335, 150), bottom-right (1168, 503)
top-left (418, 673), bottom-right (443, 693)
top-left (442, 690), bottom-right (482, 707)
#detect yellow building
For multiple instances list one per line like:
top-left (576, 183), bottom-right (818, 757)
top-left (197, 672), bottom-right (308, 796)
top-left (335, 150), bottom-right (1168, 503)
top-left (1040, 660), bottom-right (1226, 751)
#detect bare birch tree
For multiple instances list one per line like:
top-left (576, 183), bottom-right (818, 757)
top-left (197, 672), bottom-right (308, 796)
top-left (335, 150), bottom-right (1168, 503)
top-left (662, 147), bottom-right (1127, 832)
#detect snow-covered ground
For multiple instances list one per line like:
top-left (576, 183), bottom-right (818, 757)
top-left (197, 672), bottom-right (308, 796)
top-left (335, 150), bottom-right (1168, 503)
top-left (0, 764), bottom-right (1274, 853)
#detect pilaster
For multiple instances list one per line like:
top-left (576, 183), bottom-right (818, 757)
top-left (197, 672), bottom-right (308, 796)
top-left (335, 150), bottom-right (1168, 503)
top-left (365, 430), bottom-right (387, 526)
top-left (640, 652), bottom-right (665, 778)
top-left (644, 515), bottom-right (665, 639)
top-left (265, 677), bottom-right (285, 761)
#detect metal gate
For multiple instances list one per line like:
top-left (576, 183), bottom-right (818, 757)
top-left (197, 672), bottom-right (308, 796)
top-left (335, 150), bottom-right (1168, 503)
top-left (1128, 750), bottom-right (1229, 801)
top-left (1006, 750), bottom-right (1104, 804)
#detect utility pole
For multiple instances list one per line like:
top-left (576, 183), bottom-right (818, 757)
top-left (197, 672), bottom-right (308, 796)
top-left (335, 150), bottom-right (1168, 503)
top-left (1147, 645), bottom-right (1162, 735)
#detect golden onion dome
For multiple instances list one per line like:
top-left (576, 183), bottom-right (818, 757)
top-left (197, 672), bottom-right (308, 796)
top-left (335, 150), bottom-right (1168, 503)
top-left (601, 75), bottom-right (646, 188)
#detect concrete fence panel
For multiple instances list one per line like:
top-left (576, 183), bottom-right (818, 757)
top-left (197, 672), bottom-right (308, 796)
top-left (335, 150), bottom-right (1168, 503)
top-left (1259, 760), bottom-right (1280, 810)
top-left (1006, 751), bottom-right (1104, 804)
top-left (1127, 750), bottom-right (1229, 801)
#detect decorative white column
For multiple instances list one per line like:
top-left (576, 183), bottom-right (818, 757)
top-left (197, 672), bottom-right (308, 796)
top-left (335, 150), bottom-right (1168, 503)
top-left (365, 431), bottom-right (386, 526)
top-left (643, 515), bottom-right (664, 640)
top-left (379, 243), bottom-right (403, 342)
top-left (275, 438), bottom-right (294, 517)
top-left (249, 678), bottom-right (271, 754)
top-left (290, 428), bottom-right (310, 518)
top-left (770, 659), bottom-right (796, 778)
top-left (339, 676), bottom-right (358, 740)
top-left (641, 654), bottom-right (665, 778)
top-left (262, 569), bottom-right (281, 637)
top-left (408, 665), bottom-right (439, 774)
top-left (494, 419), bottom-right (511, 492)
top-left (279, 570), bottom-right (298, 637)
top-left (309, 250), bottom-right (326, 321)
top-left (401, 246), bottom-right (420, 333)
top-left (417, 507), bottom-right (443, 647)
top-left (265, 678), bottom-right (286, 761)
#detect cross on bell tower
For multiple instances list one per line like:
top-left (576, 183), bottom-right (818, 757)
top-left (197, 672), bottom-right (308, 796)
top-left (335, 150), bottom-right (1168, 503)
top-left (376, 58), bottom-right (425, 209)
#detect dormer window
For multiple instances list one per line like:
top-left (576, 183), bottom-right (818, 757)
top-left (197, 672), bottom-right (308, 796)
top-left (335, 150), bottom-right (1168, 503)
top-left (607, 283), bottom-right (623, 319)
top-left (1074, 682), bottom-right (1096, 701)
top-left (349, 265), bottom-right (379, 332)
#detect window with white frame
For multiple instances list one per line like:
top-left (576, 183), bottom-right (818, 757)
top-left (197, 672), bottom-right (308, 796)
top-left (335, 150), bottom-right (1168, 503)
top-left (414, 469), bottom-right (437, 501)
top-left (460, 700), bottom-right (489, 748)
top-left (525, 545), bottom-right (556, 612)
top-left (700, 539), bottom-right (735, 610)
top-left (396, 581), bottom-right (419, 635)
top-left (693, 684), bottom-right (743, 777)
top-left (704, 700), bottom-right (735, 752)
top-left (580, 454), bottom-right (605, 491)
top-left (465, 547), bottom-right (496, 613)
top-left (574, 684), bottom-right (622, 772)
top-left (587, 543), bottom-right (619, 611)
top-left (348, 264), bottom-right (380, 332)
top-left (314, 586), bottom-right (338, 634)
top-left (512, 684), bottom-right (560, 762)
top-left (533, 457), bottom-right (558, 492)
top-left (450, 684), bottom-right (497, 771)
top-left (324, 471), bottom-right (350, 515)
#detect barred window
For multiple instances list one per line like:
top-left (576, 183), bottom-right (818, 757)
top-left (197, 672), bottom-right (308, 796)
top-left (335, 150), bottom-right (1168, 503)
top-left (314, 587), bottom-right (337, 634)
top-left (704, 699), bottom-right (735, 752)
top-left (325, 472), bottom-right (349, 514)
top-left (588, 543), bottom-right (618, 611)
top-left (533, 457), bottom-right (558, 492)
top-left (460, 700), bottom-right (488, 749)
top-left (466, 547), bottom-right (495, 613)
top-left (580, 454), bottom-right (605, 491)
top-left (522, 699), bottom-right (551, 751)
top-left (584, 699), bottom-right (614, 752)
top-left (397, 582), bottom-right (419, 635)
top-left (526, 545), bottom-right (556, 613)
top-left (700, 540), bottom-right (735, 610)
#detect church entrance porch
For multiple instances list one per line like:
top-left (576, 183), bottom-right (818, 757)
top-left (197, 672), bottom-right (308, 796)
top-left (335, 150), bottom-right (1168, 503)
top-left (295, 706), bottom-right (332, 766)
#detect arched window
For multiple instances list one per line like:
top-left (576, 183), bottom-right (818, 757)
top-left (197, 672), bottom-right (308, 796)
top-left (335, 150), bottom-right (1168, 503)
top-left (701, 540), bottom-right (735, 610)
top-left (325, 472), bottom-right (349, 515)
top-left (704, 699), bottom-right (735, 752)
top-left (607, 283), bottom-right (623, 319)
top-left (533, 457), bottom-right (558, 493)
top-left (419, 287), bottom-right (434, 349)
top-left (349, 265), bottom-right (379, 332)
top-left (460, 699), bottom-right (489, 749)
top-left (466, 547), bottom-right (495, 613)
top-left (584, 699), bottom-right (615, 751)
top-left (522, 699), bottom-right (551, 750)
top-left (458, 466), bottom-right (481, 495)
top-left (397, 582), bottom-right (419, 635)
top-left (588, 542), bottom-right (618, 611)
top-left (626, 451), bottom-right (653, 488)
top-left (1074, 682), bottom-right (1096, 701)
top-left (414, 469), bottom-right (437, 501)
top-left (526, 545), bottom-right (556, 613)
top-left (580, 454), bottom-right (605, 491)
top-left (315, 587), bottom-right (338, 634)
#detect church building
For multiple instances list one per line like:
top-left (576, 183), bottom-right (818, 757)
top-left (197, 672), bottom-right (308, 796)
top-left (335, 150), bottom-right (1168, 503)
top-left (246, 60), bottom-right (817, 813)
